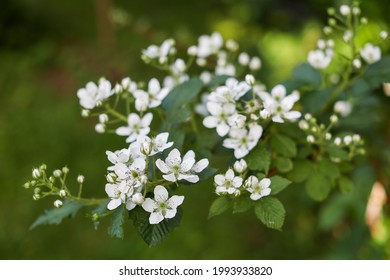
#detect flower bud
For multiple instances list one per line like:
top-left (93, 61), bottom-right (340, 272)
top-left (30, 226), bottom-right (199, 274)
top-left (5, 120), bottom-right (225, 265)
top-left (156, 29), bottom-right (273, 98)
top-left (140, 175), bottom-right (148, 185)
top-left (95, 123), bottom-right (105, 134)
top-left (77, 175), bottom-right (85, 184)
top-left (244, 176), bottom-right (256, 189)
top-left (352, 7), bottom-right (361, 15)
top-left (260, 109), bottom-right (270, 119)
top-left (62, 166), bottom-right (69, 174)
top-left (30, 180), bottom-right (37, 187)
top-left (344, 135), bottom-right (352, 145)
top-left (327, 7), bottom-right (336, 15)
top-left (132, 193), bottom-right (145, 205)
top-left (59, 189), bottom-right (67, 198)
top-left (106, 173), bottom-right (116, 183)
top-left (34, 187), bottom-right (40, 194)
top-left (304, 113), bottom-right (312, 121)
top-left (334, 137), bottom-right (341, 146)
top-left (330, 114), bottom-right (338, 124)
top-left (361, 17), bottom-right (368, 24)
top-left (299, 120), bottom-right (309, 130)
top-left (328, 18), bottom-right (337, 26)
top-left (249, 57), bottom-right (261, 70)
top-left (226, 39), bottom-right (239, 52)
top-left (99, 114), bottom-right (109, 124)
top-left (91, 213), bottom-right (99, 222)
top-left (54, 200), bottom-right (63, 208)
top-left (323, 26), bottom-right (333, 35)
top-left (380, 31), bottom-right (388, 40)
top-left (32, 168), bottom-right (41, 179)
top-left (196, 58), bottom-right (207, 67)
top-left (238, 52), bottom-right (250, 66)
top-left (250, 113), bottom-right (259, 121)
top-left (339, 5), bottom-right (351, 16)
top-left (187, 45), bottom-right (198, 56)
top-left (23, 182), bottom-right (31, 189)
top-left (353, 59), bottom-right (361, 69)
top-left (353, 134), bottom-right (361, 143)
top-left (140, 142), bottom-right (152, 156)
top-left (325, 133), bottom-right (332, 140)
top-left (234, 159), bottom-right (247, 173)
top-left (49, 176), bottom-right (55, 183)
top-left (383, 83), bottom-right (390, 97)
top-left (53, 169), bottom-right (62, 178)
top-left (39, 164), bottom-right (47, 171)
top-left (33, 194), bottom-right (41, 200)
top-left (307, 135), bottom-right (315, 143)
top-left (81, 109), bottom-right (90, 117)
top-left (245, 74), bottom-right (255, 86)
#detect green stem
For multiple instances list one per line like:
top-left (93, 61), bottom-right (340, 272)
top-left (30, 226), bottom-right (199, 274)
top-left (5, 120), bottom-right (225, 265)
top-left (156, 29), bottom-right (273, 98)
top-left (105, 105), bottom-right (128, 122)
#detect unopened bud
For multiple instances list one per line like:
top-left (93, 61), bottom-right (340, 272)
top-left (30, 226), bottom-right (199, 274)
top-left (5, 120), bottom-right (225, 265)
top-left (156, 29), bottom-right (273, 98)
top-left (39, 164), bottom-right (47, 171)
top-left (233, 159), bottom-right (247, 173)
top-left (352, 7), bottom-right (361, 15)
top-left (244, 176), bottom-right (256, 189)
top-left (53, 169), bottom-right (62, 178)
top-left (340, 5), bottom-right (351, 16)
top-left (344, 135), bottom-right (353, 145)
top-left (238, 52), bottom-right (250, 66)
top-left (245, 74), bottom-right (255, 86)
top-left (380, 31), bottom-right (388, 40)
top-left (353, 59), bottom-right (361, 69)
top-left (99, 114), bottom-right (109, 124)
top-left (59, 189), bottom-right (67, 198)
top-left (334, 137), bottom-right (342, 146)
top-left (32, 168), bottom-right (41, 179)
top-left (307, 135), bottom-right (315, 143)
top-left (226, 39), bottom-right (239, 52)
top-left (325, 133), bottom-right (332, 140)
top-left (132, 193), bottom-right (145, 205)
top-left (260, 109), bottom-right (270, 119)
top-left (91, 213), bottom-right (99, 222)
top-left (77, 175), bottom-right (85, 184)
top-left (106, 173), bottom-right (116, 183)
top-left (187, 45), bottom-right (198, 56)
top-left (54, 200), bottom-right (63, 208)
top-left (299, 120), bottom-right (309, 130)
top-left (95, 123), bottom-right (105, 134)
top-left (81, 109), bottom-right (90, 117)
top-left (140, 175), bottom-right (148, 185)
top-left (49, 176), bottom-right (55, 183)
top-left (330, 114), bottom-right (338, 123)
top-left (23, 182), bottom-right (31, 189)
top-left (33, 194), bottom-right (41, 200)
top-left (62, 166), bottom-right (69, 174)
top-left (140, 142), bottom-right (152, 156)
top-left (34, 187), bottom-right (40, 194)
top-left (249, 57), bottom-right (261, 70)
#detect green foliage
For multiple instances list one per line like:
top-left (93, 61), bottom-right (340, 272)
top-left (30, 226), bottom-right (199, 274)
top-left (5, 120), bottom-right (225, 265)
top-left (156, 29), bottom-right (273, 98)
top-left (129, 206), bottom-right (182, 247)
top-left (274, 157), bottom-right (293, 173)
top-left (254, 197), bottom-right (285, 231)
top-left (246, 143), bottom-right (271, 173)
top-left (91, 199), bottom-right (110, 230)
top-left (305, 172), bottom-right (331, 201)
top-left (233, 195), bottom-right (255, 213)
top-left (108, 204), bottom-right (125, 239)
top-left (208, 196), bottom-right (232, 219)
top-left (292, 63), bottom-right (322, 87)
top-left (270, 175), bottom-right (291, 195)
top-left (270, 133), bottom-right (297, 158)
top-left (162, 78), bottom-right (203, 111)
top-left (338, 176), bottom-right (354, 193)
top-left (30, 201), bottom-right (84, 230)
top-left (287, 159), bottom-right (313, 183)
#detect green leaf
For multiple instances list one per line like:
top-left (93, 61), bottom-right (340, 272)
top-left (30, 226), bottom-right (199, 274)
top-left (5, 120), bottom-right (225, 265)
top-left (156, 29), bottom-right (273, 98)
top-left (318, 158), bottom-right (340, 181)
top-left (274, 157), bottom-right (293, 173)
top-left (206, 75), bottom-right (229, 87)
top-left (270, 133), bottom-right (297, 158)
top-left (246, 143), bottom-right (271, 173)
top-left (108, 204), bottom-right (125, 239)
top-left (338, 176), bottom-right (354, 193)
top-left (270, 175), bottom-right (291, 195)
top-left (287, 159), bottom-right (313, 183)
top-left (208, 196), bottom-right (232, 219)
top-left (305, 172), bottom-right (331, 201)
top-left (361, 56), bottom-right (390, 87)
top-left (30, 201), bottom-right (83, 230)
top-left (319, 195), bottom-right (350, 231)
top-left (254, 197), bottom-right (285, 230)
top-left (233, 196), bottom-right (254, 213)
top-left (162, 78), bottom-right (203, 110)
top-left (129, 206), bottom-right (182, 247)
top-left (292, 63), bottom-right (321, 86)
top-left (165, 106), bottom-right (192, 124)
top-left (327, 146), bottom-right (349, 161)
top-left (302, 88), bottom-right (333, 114)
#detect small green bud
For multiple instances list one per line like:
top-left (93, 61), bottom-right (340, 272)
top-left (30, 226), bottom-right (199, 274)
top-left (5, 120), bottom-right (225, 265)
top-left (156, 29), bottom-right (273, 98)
top-left (33, 194), bottom-right (41, 200)
top-left (49, 176), bottom-right (55, 183)
top-left (327, 7), bottom-right (336, 15)
top-left (39, 164), bottom-right (47, 171)
top-left (53, 169), bottom-right (62, 178)
top-left (34, 187), bottom-right (41, 194)
top-left (54, 200), bottom-right (63, 208)
top-left (328, 18), bottom-right (337, 26)
top-left (23, 182), bottom-right (31, 189)
top-left (32, 168), bottom-right (41, 179)
top-left (91, 213), bottom-right (100, 222)
top-left (62, 166), bottom-right (69, 174)
top-left (77, 175), bottom-right (85, 184)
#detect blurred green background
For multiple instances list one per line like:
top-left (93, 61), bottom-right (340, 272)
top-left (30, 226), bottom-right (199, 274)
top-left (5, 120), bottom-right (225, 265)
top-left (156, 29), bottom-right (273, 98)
top-left (1, 0), bottom-right (389, 259)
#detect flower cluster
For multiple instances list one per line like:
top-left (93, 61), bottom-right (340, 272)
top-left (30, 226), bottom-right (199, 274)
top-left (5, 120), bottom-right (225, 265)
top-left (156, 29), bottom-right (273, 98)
top-left (214, 159), bottom-right (271, 201)
top-left (202, 77), bottom-right (301, 158)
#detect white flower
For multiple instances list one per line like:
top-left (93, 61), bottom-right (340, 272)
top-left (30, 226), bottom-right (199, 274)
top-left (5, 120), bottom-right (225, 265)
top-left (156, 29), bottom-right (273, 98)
top-left (257, 85), bottom-right (301, 123)
top-left (196, 32), bottom-right (223, 58)
top-left (223, 124), bottom-right (263, 158)
top-left (170, 59), bottom-right (187, 76)
top-left (142, 39), bottom-right (175, 63)
top-left (334, 100), bottom-right (352, 117)
top-left (114, 158), bottom-right (147, 189)
top-left (77, 78), bottom-right (113, 109)
top-left (228, 114), bottom-right (246, 128)
top-left (77, 175), bottom-right (85, 184)
top-left (360, 43), bottom-right (381, 64)
top-left (95, 123), bottom-right (105, 134)
top-left (245, 74), bottom-right (255, 86)
top-left (245, 176), bottom-right (271, 201)
top-left (105, 182), bottom-right (132, 210)
top-left (307, 49), bottom-right (333, 69)
top-left (215, 63), bottom-right (236, 76)
top-left (307, 135), bottom-right (315, 143)
top-left (238, 52), bottom-right (250, 66)
top-left (156, 148), bottom-right (196, 183)
top-left (106, 148), bottom-right (131, 170)
top-left (203, 102), bottom-right (236, 137)
top-left (214, 169), bottom-right (243, 195)
top-left (133, 78), bottom-right (170, 111)
top-left (142, 185), bottom-right (184, 224)
top-left (340, 5), bottom-right (351, 16)
top-left (131, 132), bottom-right (174, 157)
top-left (208, 78), bottom-right (250, 104)
top-left (116, 112), bottom-right (153, 143)
top-left (181, 150), bottom-right (209, 182)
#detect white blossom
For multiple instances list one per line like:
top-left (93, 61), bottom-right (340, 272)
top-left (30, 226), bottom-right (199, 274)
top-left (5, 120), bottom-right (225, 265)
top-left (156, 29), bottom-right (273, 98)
top-left (106, 148), bottom-right (131, 170)
top-left (142, 39), bottom-right (175, 63)
top-left (95, 123), bottom-right (105, 134)
top-left (77, 175), bottom-right (85, 184)
top-left (142, 185), bottom-right (184, 224)
top-left (334, 100), bottom-right (352, 117)
top-left (360, 43), bottom-right (381, 64)
top-left (307, 49), bottom-right (333, 69)
top-left (238, 52), bottom-right (250, 66)
top-left (208, 78), bottom-right (250, 104)
top-left (77, 78), bottom-right (113, 109)
top-left (214, 169), bottom-right (243, 195)
top-left (203, 102), bottom-right (236, 137)
top-left (223, 124), bottom-right (263, 158)
top-left (131, 132), bottom-right (174, 157)
top-left (249, 56), bottom-right (262, 70)
top-left (116, 113), bottom-right (153, 143)
top-left (181, 150), bottom-right (209, 182)
top-left (133, 78), bottom-right (170, 111)
top-left (156, 148), bottom-right (197, 183)
top-left (257, 85), bottom-right (301, 123)
top-left (245, 176), bottom-right (271, 201)
top-left (54, 200), bottom-right (63, 208)
top-left (233, 159), bottom-right (247, 173)
top-left (196, 32), bottom-right (223, 58)
top-left (228, 114), bottom-right (247, 128)
top-left (340, 5), bottom-right (351, 16)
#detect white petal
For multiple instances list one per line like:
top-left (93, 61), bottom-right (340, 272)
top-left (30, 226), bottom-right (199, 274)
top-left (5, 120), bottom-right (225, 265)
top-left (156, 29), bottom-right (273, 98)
top-left (168, 195), bottom-right (184, 208)
top-left (167, 148), bottom-right (181, 162)
top-left (283, 111), bottom-right (301, 121)
top-left (163, 173), bottom-right (177, 182)
top-left (126, 201), bottom-right (137, 210)
top-left (180, 157), bottom-right (195, 172)
top-left (192, 159), bottom-right (209, 173)
top-left (154, 185), bottom-right (169, 202)
top-left (107, 198), bottom-right (122, 210)
top-left (272, 115), bottom-right (284, 123)
top-left (216, 123), bottom-right (230, 137)
top-left (260, 178), bottom-right (271, 189)
top-left (234, 147), bottom-right (249, 159)
top-left (106, 151), bottom-right (117, 164)
top-left (183, 150), bottom-right (195, 161)
top-left (182, 174), bottom-right (199, 183)
top-left (271, 84), bottom-right (286, 99)
top-left (203, 116), bottom-right (219, 128)
top-left (233, 177), bottom-right (243, 188)
top-left (141, 112), bottom-right (153, 126)
top-left (132, 157), bottom-right (146, 171)
top-left (225, 169), bottom-right (235, 180)
top-left (128, 113), bottom-right (140, 125)
top-left (214, 174), bottom-right (225, 185)
top-left (261, 188), bottom-right (271, 197)
top-left (149, 212), bottom-right (164, 224)
top-left (164, 208), bottom-right (177, 219)
top-left (115, 126), bottom-right (131, 136)
top-left (148, 78), bottom-right (161, 95)
top-left (250, 193), bottom-right (261, 201)
top-left (206, 102), bottom-right (222, 115)
top-left (142, 198), bottom-right (157, 213)
top-left (156, 159), bottom-right (169, 173)
top-left (105, 184), bottom-right (117, 197)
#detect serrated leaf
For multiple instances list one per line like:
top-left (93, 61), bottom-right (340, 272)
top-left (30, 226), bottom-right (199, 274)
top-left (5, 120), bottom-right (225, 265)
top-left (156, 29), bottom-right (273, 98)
top-left (287, 159), bottom-right (313, 183)
top-left (162, 78), bottom-right (203, 110)
top-left (292, 63), bottom-right (321, 86)
top-left (338, 176), bottom-right (354, 193)
top-left (30, 201), bottom-right (83, 230)
top-left (254, 197), bottom-right (285, 230)
top-left (129, 206), bottom-right (182, 247)
top-left (318, 158), bottom-right (340, 181)
top-left (233, 196), bottom-right (254, 213)
top-left (270, 175), bottom-right (291, 195)
top-left (270, 133), bottom-right (297, 158)
top-left (274, 157), bottom-right (293, 173)
top-left (208, 196), bottom-right (232, 219)
top-left (305, 172), bottom-right (331, 201)
top-left (108, 204), bottom-right (125, 239)
top-left (246, 143), bottom-right (271, 173)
